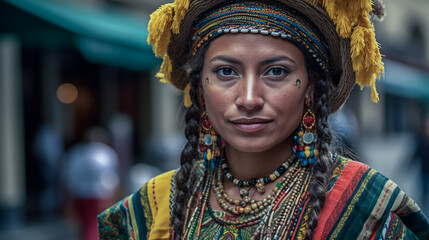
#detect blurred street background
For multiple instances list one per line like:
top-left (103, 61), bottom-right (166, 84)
top-left (1, 0), bottom-right (429, 239)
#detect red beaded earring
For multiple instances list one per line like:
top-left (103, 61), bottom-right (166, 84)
top-left (293, 97), bottom-right (319, 166)
top-left (199, 99), bottom-right (224, 170)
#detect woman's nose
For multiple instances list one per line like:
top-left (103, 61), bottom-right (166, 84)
top-left (235, 75), bottom-right (264, 111)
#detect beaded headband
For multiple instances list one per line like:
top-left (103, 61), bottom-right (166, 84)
top-left (191, 0), bottom-right (329, 72)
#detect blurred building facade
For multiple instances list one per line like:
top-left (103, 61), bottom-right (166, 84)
top-left (0, 0), bottom-right (183, 239)
top-left (1, 0), bottom-right (429, 239)
top-left (337, 0), bottom-right (429, 216)
top-left (348, 0), bottom-right (429, 136)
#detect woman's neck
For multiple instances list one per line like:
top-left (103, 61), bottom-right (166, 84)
top-left (224, 137), bottom-right (293, 181)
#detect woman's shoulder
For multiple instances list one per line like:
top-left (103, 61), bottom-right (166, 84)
top-left (98, 169), bottom-right (178, 240)
top-left (314, 155), bottom-right (429, 239)
top-left (328, 155), bottom-right (420, 218)
top-left (98, 195), bottom-right (133, 240)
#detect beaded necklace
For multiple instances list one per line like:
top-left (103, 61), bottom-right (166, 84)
top-left (184, 157), bottom-right (312, 240)
top-left (184, 168), bottom-right (214, 239)
top-left (221, 155), bottom-right (295, 193)
top-left (214, 158), bottom-right (298, 216)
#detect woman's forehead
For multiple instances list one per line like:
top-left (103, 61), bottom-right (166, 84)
top-left (204, 34), bottom-right (306, 65)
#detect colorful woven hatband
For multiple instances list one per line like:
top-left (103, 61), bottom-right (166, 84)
top-left (191, 0), bottom-right (330, 72)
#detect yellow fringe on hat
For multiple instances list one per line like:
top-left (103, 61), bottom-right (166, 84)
top-left (314, 0), bottom-right (384, 103)
top-left (148, 1), bottom-right (190, 100)
top-left (315, 0), bottom-right (372, 38)
top-left (147, 3), bottom-right (174, 57)
top-left (183, 84), bottom-right (192, 107)
top-left (351, 16), bottom-right (384, 103)
top-left (156, 55), bottom-right (173, 84)
top-left (172, 0), bottom-right (190, 34)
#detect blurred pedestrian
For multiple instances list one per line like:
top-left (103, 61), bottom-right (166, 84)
top-left (414, 113), bottom-right (429, 216)
top-left (63, 127), bottom-right (119, 240)
top-left (32, 124), bottom-right (64, 217)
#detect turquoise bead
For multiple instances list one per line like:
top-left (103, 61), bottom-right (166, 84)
top-left (300, 158), bottom-right (308, 166)
top-left (204, 134), bottom-right (213, 145)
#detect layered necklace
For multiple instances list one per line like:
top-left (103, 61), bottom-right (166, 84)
top-left (183, 155), bottom-right (312, 240)
top-left (215, 155), bottom-right (296, 216)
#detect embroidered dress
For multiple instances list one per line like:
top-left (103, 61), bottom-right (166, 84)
top-left (98, 157), bottom-right (429, 240)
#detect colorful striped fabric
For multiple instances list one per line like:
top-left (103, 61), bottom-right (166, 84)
top-left (98, 157), bottom-right (429, 239)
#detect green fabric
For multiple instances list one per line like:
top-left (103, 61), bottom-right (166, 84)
top-left (132, 184), bottom-right (153, 240)
top-left (98, 197), bottom-right (131, 240)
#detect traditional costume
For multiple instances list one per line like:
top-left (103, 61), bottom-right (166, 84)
top-left (99, 157), bottom-right (429, 239)
top-left (98, 0), bottom-right (429, 239)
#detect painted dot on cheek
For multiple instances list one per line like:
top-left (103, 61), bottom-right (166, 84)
top-left (295, 79), bottom-right (302, 88)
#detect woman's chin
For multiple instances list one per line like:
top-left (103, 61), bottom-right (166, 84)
top-left (223, 135), bottom-right (294, 154)
top-left (226, 141), bottom-right (281, 154)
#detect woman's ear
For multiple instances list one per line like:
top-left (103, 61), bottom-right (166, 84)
top-left (305, 81), bottom-right (314, 101)
top-left (197, 83), bottom-right (206, 110)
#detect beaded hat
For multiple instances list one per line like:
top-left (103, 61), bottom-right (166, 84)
top-left (147, 0), bottom-right (386, 113)
top-left (191, 1), bottom-right (330, 72)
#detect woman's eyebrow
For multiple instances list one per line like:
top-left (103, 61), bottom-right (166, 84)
top-left (260, 56), bottom-right (296, 65)
top-left (208, 55), bottom-right (296, 65)
top-left (209, 55), bottom-right (241, 65)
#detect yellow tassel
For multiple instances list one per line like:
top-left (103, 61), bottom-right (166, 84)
top-left (350, 25), bottom-right (366, 60)
top-left (371, 82), bottom-right (379, 103)
top-left (158, 55), bottom-right (172, 83)
top-left (172, 0), bottom-right (190, 34)
top-left (351, 16), bottom-right (384, 103)
top-left (155, 72), bottom-right (164, 79)
top-left (147, 3), bottom-right (174, 57)
top-left (183, 83), bottom-right (192, 107)
top-left (319, 0), bottom-right (372, 38)
top-left (315, 0), bottom-right (382, 103)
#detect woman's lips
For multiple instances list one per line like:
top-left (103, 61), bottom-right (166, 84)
top-left (229, 118), bottom-right (272, 132)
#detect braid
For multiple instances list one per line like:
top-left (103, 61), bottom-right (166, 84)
top-left (305, 74), bottom-right (333, 239)
top-left (171, 51), bottom-right (205, 240)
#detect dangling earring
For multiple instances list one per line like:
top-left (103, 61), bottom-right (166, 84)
top-left (293, 96), bottom-right (319, 166)
top-left (199, 101), bottom-right (223, 170)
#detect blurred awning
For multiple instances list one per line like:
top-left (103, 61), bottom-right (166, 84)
top-left (4, 0), bottom-right (160, 71)
top-left (384, 59), bottom-right (429, 103)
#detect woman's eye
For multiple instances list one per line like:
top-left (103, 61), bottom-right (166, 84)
top-left (215, 67), bottom-right (237, 77)
top-left (266, 67), bottom-right (288, 77)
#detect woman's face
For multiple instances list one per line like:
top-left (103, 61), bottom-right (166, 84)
top-left (201, 34), bottom-right (312, 153)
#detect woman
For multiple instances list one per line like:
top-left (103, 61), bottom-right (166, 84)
top-left (98, 0), bottom-right (429, 239)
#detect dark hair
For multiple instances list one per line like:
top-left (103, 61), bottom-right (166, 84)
top-left (171, 48), bottom-right (205, 240)
top-left (304, 63), bottom-right (334, 239)
top-left (171, 43), bottom-right (334, 240)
